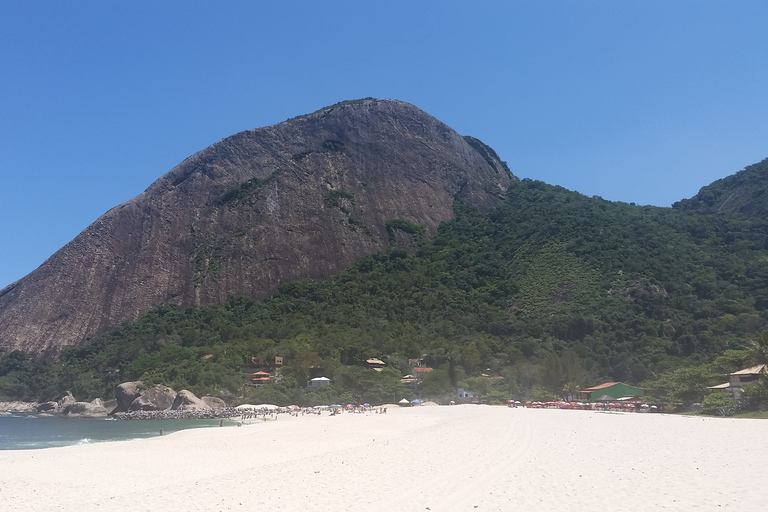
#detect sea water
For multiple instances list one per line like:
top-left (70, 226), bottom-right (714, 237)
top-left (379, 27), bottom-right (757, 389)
top-left (0, 413), bottom-right (225, 450)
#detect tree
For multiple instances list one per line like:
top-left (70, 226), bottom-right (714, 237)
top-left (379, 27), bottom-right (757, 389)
top-left (562, 382), bottom-right (580, 402)
top-left (746, 332), bottom-right (768, 365)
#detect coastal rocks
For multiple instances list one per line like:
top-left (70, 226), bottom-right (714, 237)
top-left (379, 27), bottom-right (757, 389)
top-left (202, 396), bottom-right (227, 409)
top-left (114, 381), bottom-right (143, 413)
top-left (127, 385), bottom-right (176, 411)
top-left (37, 401), bottom-right (58, 413)
top-left (103, 398), bottom-right (117, 413)
top-left (58, 392), bottom-right (76, 411)
top-left (0, 401), bottom-right (38, 412)
top-left (108, 383), bottom-right (232, 417)
top-left (171, 390), bottom-right (210, 411)
top-left (63, 398), bottom-right (108, 418)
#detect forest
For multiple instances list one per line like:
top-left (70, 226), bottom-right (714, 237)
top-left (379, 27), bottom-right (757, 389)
top-left (2, 158), bottom-right (768, 411)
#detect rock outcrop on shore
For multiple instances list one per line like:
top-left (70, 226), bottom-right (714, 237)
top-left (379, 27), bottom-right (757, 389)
top-left (108, 381), bottom-right (232, 418)
top-left (0, 401), bottom-right (38, 413)
top-left (171, 390), bottom-right (211, 411)
top-left (114, 381), bottom-right (143, 413)
top-left (63, 398), bottom-right (108, 418)
top-left (202, 396), bottom-right (227, 409)
top-left (127, 385), bottom-right (177, 411)
top-left (0, 384), bottom-right (231, 420)
top-left (58, 392), bottom-right (76, 412)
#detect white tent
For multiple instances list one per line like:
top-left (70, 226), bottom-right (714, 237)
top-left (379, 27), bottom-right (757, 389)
top-left (235, 403), bottom-right (279, 410)
top-left (254, 404), bottom-right (279, 410)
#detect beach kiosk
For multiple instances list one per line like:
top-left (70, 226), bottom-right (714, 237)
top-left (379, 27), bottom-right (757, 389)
top-left (579, 382), bottom-right (643, 401)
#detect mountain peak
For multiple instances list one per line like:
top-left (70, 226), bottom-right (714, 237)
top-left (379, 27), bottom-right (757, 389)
top-left (0, 100), bottom-right (510, 357)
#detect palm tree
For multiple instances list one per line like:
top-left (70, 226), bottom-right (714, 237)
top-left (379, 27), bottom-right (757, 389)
top-left (562, 381), bottom-right (580, 402)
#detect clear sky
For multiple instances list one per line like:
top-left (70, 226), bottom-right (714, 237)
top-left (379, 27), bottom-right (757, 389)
top-left (1, 2), bottom-right (767, 289)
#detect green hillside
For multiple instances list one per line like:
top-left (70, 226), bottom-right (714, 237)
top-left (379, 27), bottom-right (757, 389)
top-left (3, 167), bottom-right (768, 406)
top-left (674, 158), bottom-right (768, 217)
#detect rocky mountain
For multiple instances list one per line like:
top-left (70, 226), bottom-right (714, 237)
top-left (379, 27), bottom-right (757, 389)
top-left (0, 99), bottom-right (510, 357)
top-left (673, 157), bottom-right (768, 217)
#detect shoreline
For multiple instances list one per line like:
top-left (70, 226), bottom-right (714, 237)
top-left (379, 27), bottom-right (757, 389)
top-left (1, 405), bottom-right (766, 510)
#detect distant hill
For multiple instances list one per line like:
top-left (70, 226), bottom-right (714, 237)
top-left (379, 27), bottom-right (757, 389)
top-left (674, 158), bottom-right (768, 217)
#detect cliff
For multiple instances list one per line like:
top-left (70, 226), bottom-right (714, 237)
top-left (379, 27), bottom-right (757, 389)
top-left (0, 99), bottom-right (511, 357)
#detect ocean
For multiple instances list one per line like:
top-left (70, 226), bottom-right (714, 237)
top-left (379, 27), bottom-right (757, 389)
top-left (0, 413), bottom-right (226, 450)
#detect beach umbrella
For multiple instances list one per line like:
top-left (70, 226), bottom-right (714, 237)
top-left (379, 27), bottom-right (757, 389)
top-left (363, 403), bottom-right (370, 406)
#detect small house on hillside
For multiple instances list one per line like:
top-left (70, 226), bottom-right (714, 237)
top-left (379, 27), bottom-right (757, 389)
top-left (708, 364), bottom-right (767, 397)
top-left (413, 367), bottom-right (433, 379)
top-left (251, 356), bottom-right (284, 370)
top-left (457, 387), bottom-right (477, 399)
top-left (307, 376), bottom-right (331, 388)
top-left (251, 371), bottom-right (271, 386)
top-left (365, 358), bottom-right (386, 371)
top-left (579, 382), bottom-right (643, 401)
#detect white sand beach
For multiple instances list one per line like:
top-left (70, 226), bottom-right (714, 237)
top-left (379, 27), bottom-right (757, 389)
top-left (1, 405), bottom-right (766, 511)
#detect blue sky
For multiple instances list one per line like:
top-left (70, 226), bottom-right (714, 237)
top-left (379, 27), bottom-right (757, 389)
top-left (1, 2), bottom-right (767, 289)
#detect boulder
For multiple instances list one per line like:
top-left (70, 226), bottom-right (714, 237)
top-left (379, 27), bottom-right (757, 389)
top-left (128, 385), bottom-right (176, 411)
top-left (0, 401), bottom-right (38, 412)
top-left (172, 390), bottom-right (211, 411)
top-left (103, 398), bottom-right (118, 413)
top-left (64, 398), bottom-right (108, 418)
top-left (202, 396), bottom-right (227, 409)
top-left (37, 401), bottom-right (58, 413)
top-left (114, 381), bottom-right (143, 412)
top-left (58, 392), bottom-right (76, 411)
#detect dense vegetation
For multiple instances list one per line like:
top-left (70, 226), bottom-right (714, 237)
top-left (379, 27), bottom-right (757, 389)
top-left (3, 168), bottom-right (768, 409)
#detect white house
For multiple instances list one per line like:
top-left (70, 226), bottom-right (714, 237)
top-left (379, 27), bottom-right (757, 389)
top-left (307, 376), bottom-right (331, 388)
top-left (457, 387), bottom-right (477, 398)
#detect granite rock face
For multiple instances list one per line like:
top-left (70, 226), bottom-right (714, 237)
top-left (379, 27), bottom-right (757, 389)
top-left (201, 396), bottom-right (227, 409)
top-left (37, 401), bottom-right (58, 413)
top-left (171, 390), bottom-right (211, 411)
top-left (63, 398), bottom-right (108, 418)
top-left (114, 381), bottom-right (144, 413)
top-left (58, 392), bottom-right (76, 411)
top-left (0, 99), bottom-right (511, 357)
top-left (127, 385), bottom-right (176, 411)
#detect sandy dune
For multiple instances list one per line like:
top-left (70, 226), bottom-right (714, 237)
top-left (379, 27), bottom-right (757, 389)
top-left (0, 405), bottom-right (765, 511)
